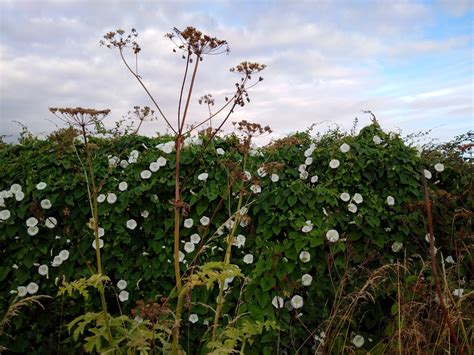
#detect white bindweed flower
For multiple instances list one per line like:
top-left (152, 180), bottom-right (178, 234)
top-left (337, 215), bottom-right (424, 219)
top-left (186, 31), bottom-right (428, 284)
top-left (326, 229), bottom-right (339, 243)
top-left (179, 251), bottom-right (185, 262)
top-left (200, 216), bottom-right (210, 226)
top-left (92, 239), bottom-right (104, 250)
top-left (373, 135), bottom-right (382, 145)
top-left (272, 296), bottom-right (284, 309)
top-left (452, 288), bottom-right (464, 297)
top-left (109, 156), bottom-right (119, 167)
top-left (423, 169), bottom-right (432, 179)
top-left (141, 210), bottom-right (149, 219)
top-left (353, 193), bottom-right (363, 204)
top-left (391, 241), bottom-right (403, 252)
top-left (302, 220), bottom-right (313, 233)
top-left (445, 255), bottom-right (455, 264)
top-left (250, 185), bottom-right (261, 194)
top-left (190, 233), bottom-right (201, 244)
top-left (305, 157), bottom-right (313, 165)
top-left (198, 172), bottom-right (208, 181)
top-left (26, 217), bottom-right (38, 227)
top-left (301, 274), bottom-right (313, 286)
top-left (352, 334), bottom-right (365, 348)
top-left (340, 143), bottom-right (350, 153)
top-left (299, 251), bottom-right (311, 263)
top-left (118, 181), bottom-right (128, 191)
top-left (119, 290), bottom-right (129, 302)
top-left (340, 192), bottom-right (350, 202)
top-left (244, 171), bottom-right (251, 180)
top-left (434, 163), bottom-right (444, 172)
top-left (156, 156), bottom-right (167, 167)
top-left (329, 159), bottom-right (340, 169)
top-left (299, 171), bottom-right (309, 180)
top-left (232, 234), bottom-right (246, 248)
top-left (257, 167), bottom-right (267, 177)
top-left (38, 265), bottom-right (48, 276)
top-left (59, 250), bottom-right (69, 261)
top-left (189, 314), bottom-right (199, 323)
top-left (0, 198), bottom-right (5, 207)
top-left (126, 219), bottom-right (137, 230)
top-left (97, 194), bottom-right (106, 203)
top-left (216, 148), bottom-right (225, 155)
top-left (120, 160), bottom-right (129, 169)
top-left (27, 282), bottom-right (39, 295)
top-left (41, 199), bottom-right (52, 209)
top-left (52, 255), bottom-right (63, 267)
top-left (298, 164), bottom-right (306, 173)
top-left (271, 173), bottom-right (279, 182)
top-left (311, 175), bottom-right (319, 183)
top-left (149, 162), bottom-right (160, 172)
top-left (184, 242), bottom-right (195, 253)
top-left (27, 226), bottom-right (39, 236)
top-left (98, 227), bottom-right (105, 237)
top-left (12, 264), bottom-right (18, 269)
top-left (425, 233), bottom-right (435, 243)
top-left (17, 286), bottom-right (27, 297)
top-left (243, 254), bottom-right (254, 264)
top-left (386, 196), bottom-right (395, 206)
top-left (10, 184), bottom-right (22, 193)
top-left (107, 193), bottom-right (117, 204)
top-left (304, 146), bottom-right (315, 157)
top-left (140, 170), bottom-right (152, 179)
top-left (36, 182), bottom-right (47, 190)
top-left (117, 279), bottom-right (127, 290)
top-left (348, 203), bottom-right (358, 213)
top-left (0, 209), bottom-right (11, 221)
top-left (15, 191), bottom-right (25, 201)
top-left (291, 295), bottom-right (304, 309)
top-left (45, 217), bottom-right (57, 229)
top-left (184, 218), bottom-right (193, 228)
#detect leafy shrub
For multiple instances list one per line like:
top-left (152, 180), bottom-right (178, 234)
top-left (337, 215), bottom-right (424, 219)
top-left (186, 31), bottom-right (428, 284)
top-left (0, 125), bottom-right (472, 353)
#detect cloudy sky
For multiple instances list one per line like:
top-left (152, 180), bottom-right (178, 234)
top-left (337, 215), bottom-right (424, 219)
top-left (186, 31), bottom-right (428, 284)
top-left (0, 0), bottom-right (472, 143)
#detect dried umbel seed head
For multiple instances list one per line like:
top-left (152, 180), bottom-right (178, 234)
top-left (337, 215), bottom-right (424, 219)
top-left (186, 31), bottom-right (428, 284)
top-left (131, 298), bottom-right (169, 322)
top-left (166, 26), bottom-right (229, 57)
top-left (233, 120), bottom-right (272, 136)
top-left (230, 61), bottom-right (266, 77)
top-left (100, 28), bottom-right (141, 54)
top-left (129, 106), bottom-right (156, 122)
top-left (198, 94), bottom-right (215, 106)
top-left (49, 107), bottom-right (111, 128)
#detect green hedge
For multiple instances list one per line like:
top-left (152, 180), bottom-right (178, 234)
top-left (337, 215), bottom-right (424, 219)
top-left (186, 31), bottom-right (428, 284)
top-left (0, 124), bottom-right (471, 353)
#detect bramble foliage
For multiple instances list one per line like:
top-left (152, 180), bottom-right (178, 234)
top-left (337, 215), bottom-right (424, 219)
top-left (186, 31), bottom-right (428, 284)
top-left (0, 125), bottom-right (472, 353)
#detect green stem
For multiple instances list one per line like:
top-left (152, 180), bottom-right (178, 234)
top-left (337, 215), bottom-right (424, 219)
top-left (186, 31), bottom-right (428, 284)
top-left (171, 285), bottom-right (187, 355)
top-left (82, 128), bottom-right (113, 345)
top-left (211, 154), bottom-right (247, 342)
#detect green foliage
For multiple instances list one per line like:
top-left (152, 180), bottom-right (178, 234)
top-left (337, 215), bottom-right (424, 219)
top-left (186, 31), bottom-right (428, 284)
top-left (67, 312), bottom-right (172, 353)
top-left (0, 125), bottom-right (472, 353)
top-left (58, 274), bottom-right (110, 300)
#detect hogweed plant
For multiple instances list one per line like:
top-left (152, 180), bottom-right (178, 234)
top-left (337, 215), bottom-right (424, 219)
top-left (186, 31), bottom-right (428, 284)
top-left (101, 26), bottom-right (266, 353)
top-left (49, 107), bottom-right (114, 344)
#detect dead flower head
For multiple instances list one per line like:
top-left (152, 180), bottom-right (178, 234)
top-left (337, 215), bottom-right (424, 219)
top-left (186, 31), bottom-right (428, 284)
top-left (100, 28), bottom-right (141, 54)
top-left (49, 107), bottom-right (110, 128)
top-left (166, 26), bottom-right (229, 58)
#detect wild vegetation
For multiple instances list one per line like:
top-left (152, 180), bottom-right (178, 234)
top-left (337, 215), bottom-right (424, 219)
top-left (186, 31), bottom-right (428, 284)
top-left (0, 26), bottom-right (472, 354)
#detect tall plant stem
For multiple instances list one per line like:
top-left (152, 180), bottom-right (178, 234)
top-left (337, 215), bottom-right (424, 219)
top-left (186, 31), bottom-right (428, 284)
top-left (422, 171), bottom-right (464, 355)
top-left (211, 154), bottom-right (247, 342)
top-left (171, 56), bottom-right (200, 353)
top-left (171, 285), bottom-right (188, 355)
top-left (81, 128), bottom-right (113, 345)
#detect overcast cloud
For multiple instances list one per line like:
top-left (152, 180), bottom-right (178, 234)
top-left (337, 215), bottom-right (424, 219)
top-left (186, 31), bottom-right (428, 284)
top-left (0, 0), bottom-right (472, 143)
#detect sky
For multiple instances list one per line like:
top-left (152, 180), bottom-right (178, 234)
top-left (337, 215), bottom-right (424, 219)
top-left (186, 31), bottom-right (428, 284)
top-left (0, 0), bottom-right (472, 144)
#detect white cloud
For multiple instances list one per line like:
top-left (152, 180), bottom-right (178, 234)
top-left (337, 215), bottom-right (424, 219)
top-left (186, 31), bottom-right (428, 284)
top-left (0, 0), bottom-right (471, 142)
